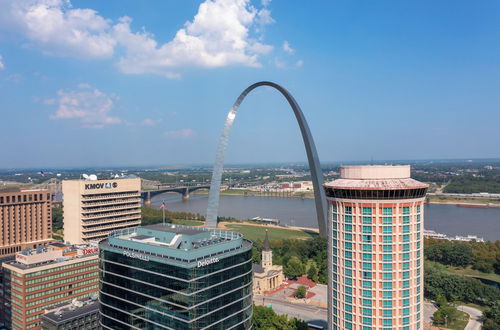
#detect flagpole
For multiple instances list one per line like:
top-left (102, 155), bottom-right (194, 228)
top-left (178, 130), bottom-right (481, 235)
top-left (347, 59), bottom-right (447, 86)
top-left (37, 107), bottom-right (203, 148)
top-left (162, 200), bottom-right (165, 226)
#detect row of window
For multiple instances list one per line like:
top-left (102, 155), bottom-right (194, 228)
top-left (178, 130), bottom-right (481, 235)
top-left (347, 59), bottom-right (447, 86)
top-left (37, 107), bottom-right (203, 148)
top-left (25, 259), bottom-right (98, 279)
top-left (334, 233), bottom-right (421, 243)
top-left (0, 193), bottom-right (51, 204)
top-left (335, 206), bottom-right (421, 215)
top-left (333, 240), bottom-right (421, 252)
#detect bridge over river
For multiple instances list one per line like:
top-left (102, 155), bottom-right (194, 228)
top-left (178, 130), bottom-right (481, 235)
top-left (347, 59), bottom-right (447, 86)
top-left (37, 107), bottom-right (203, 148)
top-left (141, 184), bottom-right (211, 206)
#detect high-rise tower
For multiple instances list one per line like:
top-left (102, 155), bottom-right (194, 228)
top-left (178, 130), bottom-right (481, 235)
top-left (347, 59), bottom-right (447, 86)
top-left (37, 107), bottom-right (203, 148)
top-left (324, 165), bottom-right (428, 330)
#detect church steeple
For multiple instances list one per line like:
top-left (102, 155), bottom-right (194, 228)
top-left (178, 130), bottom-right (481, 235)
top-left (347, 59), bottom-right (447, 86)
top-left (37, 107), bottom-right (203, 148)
top-left (262, 230), bottom-right (272, 270)
top-left (263, 229), bottom-right (271, 251)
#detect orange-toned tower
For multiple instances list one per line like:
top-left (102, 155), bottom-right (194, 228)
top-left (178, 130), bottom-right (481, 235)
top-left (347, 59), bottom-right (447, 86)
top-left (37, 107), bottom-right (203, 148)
top-left (324, 165), bottom-right (428, 330)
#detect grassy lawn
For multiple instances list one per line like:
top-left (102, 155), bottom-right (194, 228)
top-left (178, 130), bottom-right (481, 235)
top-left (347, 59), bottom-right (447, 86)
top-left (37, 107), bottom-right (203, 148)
top-left (428, 195), bottom-right (500, 205)
top-left (220, 189), bottom-right (254, 195)
top-left (225, 224), bottom-right (317, 242)
top-left (443, 309), bottom-right (469, 330)
top-left (171, 219), bottom-right (204, 226)
top-left (446, 265), bottom-right (500, 283)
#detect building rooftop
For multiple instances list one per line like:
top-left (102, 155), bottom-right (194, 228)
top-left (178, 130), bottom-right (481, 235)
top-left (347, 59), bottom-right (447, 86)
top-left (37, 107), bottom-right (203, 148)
top-left (100, 223), bottom-right (252, 267)
top-left (2, 243), bottom-right (98, 271)
top-left (324, 165), bottom-right (428, 190)
top-left (42, 298), bottom-right (99, 324)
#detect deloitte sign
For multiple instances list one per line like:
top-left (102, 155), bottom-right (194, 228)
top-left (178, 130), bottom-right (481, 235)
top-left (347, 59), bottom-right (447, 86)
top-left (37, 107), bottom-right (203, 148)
top-left (197, 257), bottom-right (219, 268)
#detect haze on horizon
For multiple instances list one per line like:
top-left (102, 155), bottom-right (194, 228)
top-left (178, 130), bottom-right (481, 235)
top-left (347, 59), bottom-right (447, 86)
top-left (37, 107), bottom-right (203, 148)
top-left (1, 0), bottom-right (499, 168)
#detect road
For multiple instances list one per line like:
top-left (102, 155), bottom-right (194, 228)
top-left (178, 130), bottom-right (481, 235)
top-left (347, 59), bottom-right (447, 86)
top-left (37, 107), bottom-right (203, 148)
top-left (458, 305), bottom-right (483, 330)
top-left (254, 295), bottom-right (327, 325)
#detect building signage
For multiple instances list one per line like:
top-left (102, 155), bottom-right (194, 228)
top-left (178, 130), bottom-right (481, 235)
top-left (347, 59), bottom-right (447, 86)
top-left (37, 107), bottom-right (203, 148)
top-left (123, 250), bottom-right (150, 261)
top-left (197, 257), bottom-right (219, 268)
top-left (85, 182), bottom-right (118, 190)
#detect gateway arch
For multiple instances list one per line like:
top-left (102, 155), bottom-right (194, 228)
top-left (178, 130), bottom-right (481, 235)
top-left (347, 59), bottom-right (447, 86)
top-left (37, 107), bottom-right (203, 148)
top-left (205, 81), bottom-right (327, 237)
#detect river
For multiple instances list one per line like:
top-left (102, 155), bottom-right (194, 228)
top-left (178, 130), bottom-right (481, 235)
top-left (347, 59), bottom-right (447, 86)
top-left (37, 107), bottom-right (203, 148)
top-left (150, 193), bottom-right (500, 241)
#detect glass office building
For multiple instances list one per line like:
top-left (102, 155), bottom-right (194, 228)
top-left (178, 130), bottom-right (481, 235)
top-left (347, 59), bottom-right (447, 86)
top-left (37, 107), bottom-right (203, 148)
top-left (324, 165), bottom-right (428, 330)
top-left (99, 224), bottom-right (253, 329)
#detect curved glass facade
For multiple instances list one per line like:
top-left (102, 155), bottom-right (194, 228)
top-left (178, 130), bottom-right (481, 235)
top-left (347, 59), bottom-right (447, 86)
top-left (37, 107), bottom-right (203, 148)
top-left (98, 225), bottom-right (253, 330)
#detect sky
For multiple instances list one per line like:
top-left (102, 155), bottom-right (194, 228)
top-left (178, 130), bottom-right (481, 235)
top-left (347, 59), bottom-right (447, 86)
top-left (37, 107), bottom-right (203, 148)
top-left (0, 0), bottom-right (499, 168)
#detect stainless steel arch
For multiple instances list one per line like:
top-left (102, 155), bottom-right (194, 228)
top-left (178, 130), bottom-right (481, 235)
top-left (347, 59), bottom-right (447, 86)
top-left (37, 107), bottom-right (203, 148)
top-left (205, 81), bottom-right (327, 237)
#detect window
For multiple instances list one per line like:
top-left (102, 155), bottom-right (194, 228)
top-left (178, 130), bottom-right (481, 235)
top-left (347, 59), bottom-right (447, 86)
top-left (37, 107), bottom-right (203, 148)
top-left (362, 253), bottom-right (372, 261)
top-left (345, 215), bottom-right (352, 223)
top-left (362, 235), bottom-right (372, 243)
top-left (403, 225), bottom-right (410, 233)
top-left (362, 272), bottom-right (372, 280)
top-left (383, 310), bottom-right (392, 318)
top-left (382, 236), bottom-right (392, 243)
top-left (362, 207), bottom-right (372, 215)
top-left (345, 260), bottom-right (352, 268)
top-left (402, 206), bottom-right (410, 215)
top-left (345, 312), bottom-right (352, 321)
top-left (362, 217), bottom-right (371, 224)
top-left (345, 295), bottom-right (352, 303)
top-left (383, 319), bottom-right (392, 327)
top-left (402, 234), bottom-right (410, 242)
top-left (383, 226), bottom-right (392, 234)
top-left (382, 207), bottom-right (392, 215)
top-left (382, 282), bottom-right (392, 290)
top-left (402, 262), bottom-right (410, 270)
top-left (403, 271), bottom-right (410, 279)
top-left (362, 281), bottom-right (372, 289)
top-left (345, 224), bottom-right (352, 232)
top-left (402, 253), bottom-right (410, 261)
top-left (362, 262), bottom-right (372, 270)
top-left (345, 251), bottom-right (352, 260)
top-left (345, 286), bottom-right (352, 294)
top-left (382, 254), bottom-right (392, 262)
top-left (345, 234), bottom-right (352, 241)
top-left (362, 244), bottom-right (372, 252)
top-left (383, 245), bottom-right (392, 253)
top-left (362, 290), bottom-right (372, 298)
top-left (345, 242), bottom-right (352, 250)
top-left (382, 273), bottom-right (392, 280)
top-left (403, 216), bottom-right (410, 224)
top-left (402, 289), bottom-right (410, 298)
top-left (382, 263), bottom-right (392, 271)
top-left (402, 243), bottom-right (410, 252)
top-left (402, 280), bottom-right (410, 288)
top-left (402, 298), bottom-right (410, 307)
top-left (362, 226), bottom-right (372, 234)
top-left (382, 300), bottom-right (392, 308)
top-left (417, 205), bottom-right (421, 213)
top-left (362, 317), bottom-right (372, 325)
top-left (382, 217), bottom-right (392, 225)
top-left (362, 299), bottom-right (372, 307)
top-left (345, 206), bottom-right (352, 214)
top-left (382, 291), bottom-right (392, 299)
top-left (402, 308), bottom-right (410, 316)
top-left (345, 278), bottom-right (352, 285)
top-left (345, 304), bottom-right (352, 312)
top-left (345, 269), bottom-right (352, 277)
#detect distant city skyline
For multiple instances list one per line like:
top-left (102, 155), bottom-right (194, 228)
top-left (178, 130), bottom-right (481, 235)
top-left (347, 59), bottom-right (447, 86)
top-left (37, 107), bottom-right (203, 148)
top-left (1, 0), bottom-right (499, 168)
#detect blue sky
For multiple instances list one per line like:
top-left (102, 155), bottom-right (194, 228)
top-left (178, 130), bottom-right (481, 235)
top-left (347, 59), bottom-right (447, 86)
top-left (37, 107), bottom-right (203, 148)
top-left (0, 0), bottom-right (499, 168)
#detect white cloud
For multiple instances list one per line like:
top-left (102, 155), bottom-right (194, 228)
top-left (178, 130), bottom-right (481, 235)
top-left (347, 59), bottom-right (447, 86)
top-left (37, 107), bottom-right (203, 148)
top-left (141, 118), bottom-right (161, 126)
top-left (164, 128), bottom-right (194, 138)
top-left (283, 40), bottom-right (294, 54)
top-left (114, 0), bottom-right (274, 77)
top-left (47, 84), bottom-right (121, 128)
top-left (0, 0), bottom-right (275, 77)
top-left (0, 55), bottom-right (4, 70)
top-left (296, 59), bottom-right (304, 67)
top-left (0, 0), bottom-right (115, 59)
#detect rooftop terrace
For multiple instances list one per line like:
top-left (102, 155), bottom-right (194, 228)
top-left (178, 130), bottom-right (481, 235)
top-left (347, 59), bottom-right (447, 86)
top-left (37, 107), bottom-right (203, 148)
top-left (101, 223), bottom-right (251, 267)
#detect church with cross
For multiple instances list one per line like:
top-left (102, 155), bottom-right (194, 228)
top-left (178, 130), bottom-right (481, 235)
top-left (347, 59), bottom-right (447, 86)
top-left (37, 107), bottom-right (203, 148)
top-left (252, 230), bottom-right (285, 294)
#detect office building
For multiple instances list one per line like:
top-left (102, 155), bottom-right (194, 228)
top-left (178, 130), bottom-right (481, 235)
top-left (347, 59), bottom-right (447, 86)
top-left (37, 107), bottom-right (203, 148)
top-left (252, 230), bottom-right (284, 294)
top-left (99, 224), bottom-right (253, 329)
top-left (62, 177), bottom-right (141, 244)
top-left (324, 165), bottom-right (428, 330)
top-left (41, 299), bottom-right (100, 330)
top-left (0, 243), bottom-right (99, 330)
top-left (0, 189), bottom-right (53, 258)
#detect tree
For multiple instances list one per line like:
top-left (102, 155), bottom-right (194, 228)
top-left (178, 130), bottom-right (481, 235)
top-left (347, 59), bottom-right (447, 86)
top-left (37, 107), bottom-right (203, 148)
top-left (295, 285), bottom-right (307, 299)
top-left (253, 305), bottom-right (308, 330)
top-left (307, 263), bottom-right (318, 282)
top-left (285, 256), bottom-right (305, 279)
